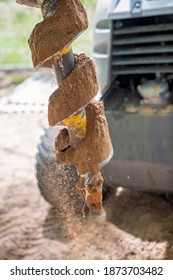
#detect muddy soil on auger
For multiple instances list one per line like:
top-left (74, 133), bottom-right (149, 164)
top-left (24, 0), bottom-right (113, 215)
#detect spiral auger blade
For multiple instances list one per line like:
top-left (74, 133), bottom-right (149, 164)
top-left (17, 0), bottom-right (113, 216)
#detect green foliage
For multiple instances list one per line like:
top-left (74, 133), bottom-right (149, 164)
top-left (11, 73), bottom-right (26, 84)
top-left (81, 0), bottom-right (95, 7)
top-left (15, 11), bottom-right (28, 22)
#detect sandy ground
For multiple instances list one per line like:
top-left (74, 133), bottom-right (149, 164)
top-left (0, 75), bottom-right (173, 260)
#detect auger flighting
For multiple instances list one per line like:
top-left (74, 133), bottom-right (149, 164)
top-left (17, 0), bottom-right (113, 215)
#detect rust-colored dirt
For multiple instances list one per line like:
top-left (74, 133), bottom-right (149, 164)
top-left (56, 100), bottom-right (113, 174)
top-left (29, 0), bottom-right (88, 67)
top-left (48, 54), bottom-right (98, 125)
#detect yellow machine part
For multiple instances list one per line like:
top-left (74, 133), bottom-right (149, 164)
top-left (52, 44), bottom-right (73, 62)
top-left (63, 109), bottom-right (87, 140)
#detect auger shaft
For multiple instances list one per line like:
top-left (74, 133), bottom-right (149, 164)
top-left (52, 48), bottom-right (87, 149)
top-left (52, 47), bottom-right (75, 85)
top-left (42, 1), bottom-right (87, 150)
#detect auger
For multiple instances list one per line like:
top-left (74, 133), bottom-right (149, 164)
top-left (17, 0), bottom-right (113, 216)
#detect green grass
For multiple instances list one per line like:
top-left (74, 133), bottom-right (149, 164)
top-left (0, 0), bottom-right (96, 66)
top-left (11, 73), bottom-right (27, 84)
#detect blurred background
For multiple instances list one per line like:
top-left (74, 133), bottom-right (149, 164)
top-left (0, 0), bottom-right (96, 95)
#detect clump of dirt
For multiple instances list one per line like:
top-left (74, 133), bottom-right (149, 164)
top-left (75, 171), bottom-right (104, 215)
top-left (48, 54), bottom-right (99, 125)
top-left (56, 127), bottom-right (70, 151)
top-left (28, 0), bottom-right (88, 67)
top-left (56, 100), bottom-right (113, 174)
